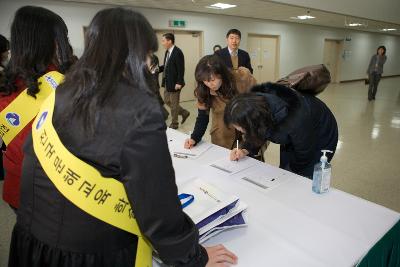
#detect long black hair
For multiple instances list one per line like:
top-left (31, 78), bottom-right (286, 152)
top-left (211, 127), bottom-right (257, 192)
top-left (224, 93), bottom-right (274, 146)
top-left (376, 45), bottom-right (386, 55)
top-left (213, 44), bottom-right (222, 52)
top-left (0, 6), bottom-right (73, 97)
top-left (0, 34), bottom-right (9, 69)
top-left (195, 54), bottom-right (236, 108)
top-left (0, 34), bottom-right (9, 55)
top-left (58, 7), bottom-right (157, 131)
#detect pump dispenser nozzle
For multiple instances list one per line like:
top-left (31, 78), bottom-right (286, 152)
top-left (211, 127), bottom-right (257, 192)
top-left (320, 150), bottom-right (332, 167)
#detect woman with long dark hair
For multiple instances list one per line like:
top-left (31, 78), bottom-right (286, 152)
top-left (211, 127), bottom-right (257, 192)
top-left (0, 6), bottom-right (73, 210)
top-left (184, 54), bottom-right (256, 149)
top-left (0, 34), bottom-right (9, 72)
top-left (366, 45), bottom-right (387, 100)
top-left (224, 82), bottom-right (338, 178)
top-left (9, 8), bottom-right (237, 267)
top-left (0, 34), bottom-right (10, 181)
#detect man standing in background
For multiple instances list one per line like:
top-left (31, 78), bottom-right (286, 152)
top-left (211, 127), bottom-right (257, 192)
top-left (215, 29), bottom-right (253, 74)
top-left (159, 33), bottom-right (190, 129)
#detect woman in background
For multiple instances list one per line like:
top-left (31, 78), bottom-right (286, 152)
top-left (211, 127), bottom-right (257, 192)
top-left (0, 34), bottom-right (10, 181)
top-left (185, 54), bottom-right (256, 149)
top-left (0, 6), bottom-right (73, 210)
top-left (213, 44), bottom-right (222, 53)
top-left (0, 34), bottom-right (9, 72)
top-left (366, 45), bottom-right (387, 101)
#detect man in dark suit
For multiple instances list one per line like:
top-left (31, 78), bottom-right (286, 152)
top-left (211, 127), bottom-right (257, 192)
top-left (159, 33), bottom-right (190, 129)
top-left (215, 29), bottom-right (253, 74)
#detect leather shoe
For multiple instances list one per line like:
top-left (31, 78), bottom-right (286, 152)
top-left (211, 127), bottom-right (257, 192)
top-left (169, 124), bottom-right (178, 130)
top-left (181, 111), bottom-right (190, 124)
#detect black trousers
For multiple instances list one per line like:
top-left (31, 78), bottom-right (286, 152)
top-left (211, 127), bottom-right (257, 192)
top-left (368, 72), bottom-right (381, 100)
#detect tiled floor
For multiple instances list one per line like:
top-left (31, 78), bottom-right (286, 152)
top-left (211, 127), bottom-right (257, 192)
top-left (0, 77), bottom-right (399, 266)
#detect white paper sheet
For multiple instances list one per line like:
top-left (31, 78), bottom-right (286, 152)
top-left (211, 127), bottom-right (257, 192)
top-left (166, 129), bottom-right (212, 159)
top-left (238, 166), bottom-right (290, 192)
top-left (210, 157), bottom-right (256, 175)
top-left (171, 141), bottom-right (212, 159)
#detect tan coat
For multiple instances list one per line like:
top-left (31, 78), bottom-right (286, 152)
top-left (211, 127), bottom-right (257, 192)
top-left (208, 67), bottom-right (257, 149)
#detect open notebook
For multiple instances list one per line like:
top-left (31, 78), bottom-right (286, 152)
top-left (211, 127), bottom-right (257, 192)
top-left (178, 178), bottom-right (247, 243)
top-left (153, 180), bottom-right (248, 264)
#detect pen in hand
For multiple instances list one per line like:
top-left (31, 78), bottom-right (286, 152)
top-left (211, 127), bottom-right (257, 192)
top-left (236, 140), bottom-right (239, 162)
top-left (188, 131), bottom-right (192, 149)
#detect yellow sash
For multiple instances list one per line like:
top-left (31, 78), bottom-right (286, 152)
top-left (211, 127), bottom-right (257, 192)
top-left (0, 71), bottom-right (64, 145)
top-left (32, 91), bottom-right (152, 267)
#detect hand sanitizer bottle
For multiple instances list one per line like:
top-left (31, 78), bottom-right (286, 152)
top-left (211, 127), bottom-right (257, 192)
top-left (312, 150), bottom-right (333, 194)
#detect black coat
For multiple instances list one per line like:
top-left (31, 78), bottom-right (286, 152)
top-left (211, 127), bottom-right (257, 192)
top-left (215, 47), bottom-right (253, 74)
top-left (245, 83), bottom-right (338, 178)
top-left (11, 80), bottom-right (207, 267)
top-left (160, 46), bottom-right (185, 92)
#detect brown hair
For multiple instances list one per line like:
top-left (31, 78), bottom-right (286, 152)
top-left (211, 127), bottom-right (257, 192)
top-left (194, 55), bottom-right (237, 108)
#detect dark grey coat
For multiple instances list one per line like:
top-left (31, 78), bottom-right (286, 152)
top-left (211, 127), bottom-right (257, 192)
top-left (366, 54), bottom-right (387, 75)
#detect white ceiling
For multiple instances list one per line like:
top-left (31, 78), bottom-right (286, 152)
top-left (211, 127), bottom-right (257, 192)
top-left (53, 0), bottom-right (400, 36)
top-left (269, 0), bottom-right (400, 25)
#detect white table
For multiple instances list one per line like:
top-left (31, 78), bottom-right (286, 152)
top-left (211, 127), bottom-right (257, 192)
top-left (155, 129), bottom-right (400, 267)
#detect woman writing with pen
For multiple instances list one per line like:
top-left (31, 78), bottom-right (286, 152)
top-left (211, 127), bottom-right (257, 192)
top-left (184, 55), bottom-right (256, 150)
top-left (224, 82), bottom-right (338, 178)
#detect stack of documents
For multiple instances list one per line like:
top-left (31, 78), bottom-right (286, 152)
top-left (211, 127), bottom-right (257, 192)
top-left (178, 178), bottom-right (247, 243)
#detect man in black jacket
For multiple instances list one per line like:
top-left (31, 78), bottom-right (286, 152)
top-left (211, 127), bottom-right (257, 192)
top-left (159, 33), bottom-right (190, 129)
top-left (215, 29), bottom-right (253, 74)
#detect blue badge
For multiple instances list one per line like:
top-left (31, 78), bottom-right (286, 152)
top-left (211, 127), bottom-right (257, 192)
top-left (45, 75), bottom-right (58, 90)
top-left (36, 111), bottom-right (48, 130)
top-left (5, 112), bottom-right (20, 127)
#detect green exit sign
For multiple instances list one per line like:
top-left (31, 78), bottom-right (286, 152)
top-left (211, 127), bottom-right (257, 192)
top-left (169, 20), bottom-right (186, 28)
